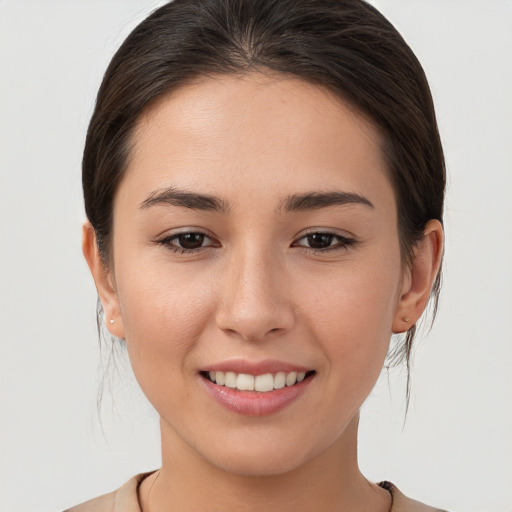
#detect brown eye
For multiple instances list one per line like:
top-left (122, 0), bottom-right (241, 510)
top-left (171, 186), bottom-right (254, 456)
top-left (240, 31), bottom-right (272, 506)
top-left (177, 233), bottom-right (206, 249)
top-left (305, 233), bottom-right (335, 249)
top-left (293, 231), bottom-right (356, 252)
top-left (158, 231), bottom-right (217, 253)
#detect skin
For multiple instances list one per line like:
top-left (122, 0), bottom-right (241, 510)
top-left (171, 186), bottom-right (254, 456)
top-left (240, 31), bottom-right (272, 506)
top-left (84, 73), bottom-right (443, 511)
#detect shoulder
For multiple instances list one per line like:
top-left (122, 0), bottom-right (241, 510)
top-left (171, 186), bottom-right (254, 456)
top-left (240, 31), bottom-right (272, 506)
top-left (380, 481), bottom-right (449, 512)
top-left (63, 491), bottom-right (115, 512)
top-left (63, 472), bottom-right (155, 512)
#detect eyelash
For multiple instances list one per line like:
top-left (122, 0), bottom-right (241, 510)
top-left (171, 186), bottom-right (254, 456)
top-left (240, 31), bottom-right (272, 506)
top-left (292, 231), bottom-right (357, 253)
top-left (157, 230), bottom-right (357, 254)
top-left (157, 232), bottom-right (219, 254)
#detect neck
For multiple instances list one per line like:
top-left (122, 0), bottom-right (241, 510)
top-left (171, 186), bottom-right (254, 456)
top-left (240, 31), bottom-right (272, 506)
top-left (140, 412), bottom-right (390, 512)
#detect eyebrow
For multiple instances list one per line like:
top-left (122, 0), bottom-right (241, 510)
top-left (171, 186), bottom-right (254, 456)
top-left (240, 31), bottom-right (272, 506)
top-left (279, 191), bottom-right (374, 212)
top-left (140, 186), bottom-right (230, 213)
top-left (139, 187), bottom-right (373, 213)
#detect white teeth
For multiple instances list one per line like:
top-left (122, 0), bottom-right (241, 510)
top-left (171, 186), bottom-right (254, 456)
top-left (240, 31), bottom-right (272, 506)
top-left (255, 373), bottom-right (274, 392)
top-left (285, 371), bottom-right (297, 387)
top-left (215, 371), bottom-right (225, 385)
top-left (207, 370), bottom-right (310, 392)
top-left (237, 373), bottom-right (255, 391)
top-left (274, 372), bottom-right (286, 389)
top-left (224, 372), bottom-right (237, 388)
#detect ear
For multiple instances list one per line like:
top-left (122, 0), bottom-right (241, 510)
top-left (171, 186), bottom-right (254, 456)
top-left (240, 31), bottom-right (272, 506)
top-left (392, 219), bottom-right (444, 334)
top-left (82, 221), bottom-right (125, 339)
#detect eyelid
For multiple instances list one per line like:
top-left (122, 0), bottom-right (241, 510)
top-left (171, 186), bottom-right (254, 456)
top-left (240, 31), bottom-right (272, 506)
top-left (156, 227), bottom-right (221, 253)
top-left (292, 226), bottom-right (358, 243)
top-left (155, 225), bottom-right (213, 237)
top-left (295, 226), bottom-right (357, 239)
top-left (292, 228), bottom-right (358, 252)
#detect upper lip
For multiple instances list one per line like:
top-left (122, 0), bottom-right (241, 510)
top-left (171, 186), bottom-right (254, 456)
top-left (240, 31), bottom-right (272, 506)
top-left (201, 358), bottom-right (312, 375)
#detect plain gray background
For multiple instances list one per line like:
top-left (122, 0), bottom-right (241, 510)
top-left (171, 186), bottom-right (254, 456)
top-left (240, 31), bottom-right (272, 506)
top-left (0, 1), bottom-right (511, 511)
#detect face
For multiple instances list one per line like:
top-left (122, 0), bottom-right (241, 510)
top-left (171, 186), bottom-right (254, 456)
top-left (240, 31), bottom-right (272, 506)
top-left (102, 73), bottom-right (409, 476)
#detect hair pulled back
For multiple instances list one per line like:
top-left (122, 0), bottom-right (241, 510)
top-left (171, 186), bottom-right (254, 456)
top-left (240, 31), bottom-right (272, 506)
top-left (83, 0), bottom-right (445, 372)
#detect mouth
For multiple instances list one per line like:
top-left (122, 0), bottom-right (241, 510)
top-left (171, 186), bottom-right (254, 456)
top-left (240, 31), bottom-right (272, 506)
top-left (200, 370), bottom-right (316, 392)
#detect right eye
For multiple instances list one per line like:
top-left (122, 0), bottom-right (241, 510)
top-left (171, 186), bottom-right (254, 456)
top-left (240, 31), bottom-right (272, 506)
top-left (158, 231), bottom-right (219, 253)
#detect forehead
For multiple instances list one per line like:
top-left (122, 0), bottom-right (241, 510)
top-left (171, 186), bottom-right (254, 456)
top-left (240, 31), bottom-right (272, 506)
top-left (123, 72), bottom-right (393, 211)
top-left (132, 72), bottom-right (383, 156)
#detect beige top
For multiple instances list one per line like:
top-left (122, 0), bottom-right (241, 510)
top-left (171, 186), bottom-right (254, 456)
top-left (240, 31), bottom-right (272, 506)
top-left (64, 472), bottom-right (448, 512)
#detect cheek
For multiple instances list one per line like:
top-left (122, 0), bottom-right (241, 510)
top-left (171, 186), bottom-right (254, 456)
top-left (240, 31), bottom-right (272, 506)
top-left (114, 255), bottom-right (217, 386)
top-left (301, 253), bottom-right (401, 373)
top-left (301, 274), bottom-right (399, 432)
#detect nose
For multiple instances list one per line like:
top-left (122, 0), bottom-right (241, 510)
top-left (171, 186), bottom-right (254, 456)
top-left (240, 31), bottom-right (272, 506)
top-left (215, 246), bottom-right (295, 342)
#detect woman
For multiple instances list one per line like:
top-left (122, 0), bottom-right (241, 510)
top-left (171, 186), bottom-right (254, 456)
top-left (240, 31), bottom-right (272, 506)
top-left (68, 0), bottom-right (446, 510)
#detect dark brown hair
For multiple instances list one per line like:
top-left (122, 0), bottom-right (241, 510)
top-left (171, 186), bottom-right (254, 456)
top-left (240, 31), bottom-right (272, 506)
top-left (83, 0), bottom-right (445, 383)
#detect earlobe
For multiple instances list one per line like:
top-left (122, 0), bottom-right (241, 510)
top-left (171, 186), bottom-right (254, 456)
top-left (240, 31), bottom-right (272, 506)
top-left (392, 220), bottom-right (444, 333)
top-left (82, 221), bottom-right (125, 338)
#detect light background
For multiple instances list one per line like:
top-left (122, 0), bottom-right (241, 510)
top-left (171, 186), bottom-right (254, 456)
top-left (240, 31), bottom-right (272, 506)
top-left (0, 1), bottom-right (511, 511)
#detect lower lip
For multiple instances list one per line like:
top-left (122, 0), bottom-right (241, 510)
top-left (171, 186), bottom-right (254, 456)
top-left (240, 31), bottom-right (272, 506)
top-left (201, 374), bottom-right (313, 417)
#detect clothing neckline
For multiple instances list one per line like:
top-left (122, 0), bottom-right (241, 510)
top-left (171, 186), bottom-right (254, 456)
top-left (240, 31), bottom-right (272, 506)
top-left (64, 471), bottom-right (446, 512)
top-left (135, 472), bottom-right (396, 512)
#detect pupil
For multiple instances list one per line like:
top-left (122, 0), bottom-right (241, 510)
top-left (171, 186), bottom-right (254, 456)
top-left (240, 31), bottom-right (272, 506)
top-left (179, 233), bottom-right (204, 249)
top-left (307, 233), bottom-right (333, 249)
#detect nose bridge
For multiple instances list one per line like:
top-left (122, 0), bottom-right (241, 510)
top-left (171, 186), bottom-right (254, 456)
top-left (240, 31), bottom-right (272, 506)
top-left (216, 241), bottom-right (294, 341)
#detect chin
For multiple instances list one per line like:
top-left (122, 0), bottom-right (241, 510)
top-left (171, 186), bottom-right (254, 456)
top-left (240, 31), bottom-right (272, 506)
top-left (194, 428), bottom-right (324, 478)
top-left (210, 449), bottom-right (308, 478)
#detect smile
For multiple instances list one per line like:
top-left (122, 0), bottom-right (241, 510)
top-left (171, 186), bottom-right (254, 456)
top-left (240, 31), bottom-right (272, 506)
top-left (200, 368), bottom-right (316, 416)
top-left (204, 370), bottom-right (312, 392)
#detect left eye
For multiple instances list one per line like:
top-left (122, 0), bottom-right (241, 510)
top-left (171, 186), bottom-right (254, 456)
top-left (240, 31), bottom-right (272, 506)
top-left (294, 232), bottom-right (353, 250)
